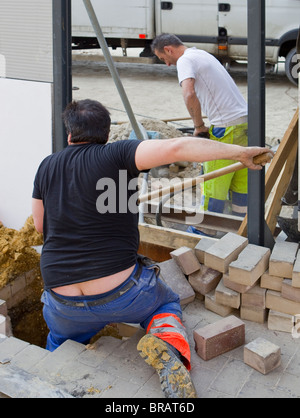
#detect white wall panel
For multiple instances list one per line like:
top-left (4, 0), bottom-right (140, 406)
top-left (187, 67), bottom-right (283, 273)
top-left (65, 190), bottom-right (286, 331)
top-left (0, 78), bottom-right (52, 229)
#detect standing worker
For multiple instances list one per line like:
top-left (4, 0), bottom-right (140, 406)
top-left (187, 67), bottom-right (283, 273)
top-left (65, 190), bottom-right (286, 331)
top-left (32, 99), bottom-right (269, 398)
top-left (151, 34), bottom-right (249, 218)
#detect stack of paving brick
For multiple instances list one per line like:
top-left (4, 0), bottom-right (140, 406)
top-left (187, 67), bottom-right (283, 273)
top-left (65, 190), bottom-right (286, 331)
top-left (165, 232), bottom-right (300, 335)
top-left (264, 241), bottom-right (300, 333)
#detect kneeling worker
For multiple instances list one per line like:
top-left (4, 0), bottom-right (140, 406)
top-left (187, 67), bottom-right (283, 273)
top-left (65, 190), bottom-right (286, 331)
top-left (32, 99), bottom-right (270, 398)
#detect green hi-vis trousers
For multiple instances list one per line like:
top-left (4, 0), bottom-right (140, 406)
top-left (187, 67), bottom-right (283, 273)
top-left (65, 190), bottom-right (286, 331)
top-left (200, 123), bottom-right (248, 216)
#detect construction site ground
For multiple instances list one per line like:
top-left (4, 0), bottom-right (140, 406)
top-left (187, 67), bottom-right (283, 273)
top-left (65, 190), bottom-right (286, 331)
top-left (1, 295), bottom-right (300, 399)
top-left (72, 48), bottom-right (298, 148)
top-left (0, 50), bottom-right (299, 400)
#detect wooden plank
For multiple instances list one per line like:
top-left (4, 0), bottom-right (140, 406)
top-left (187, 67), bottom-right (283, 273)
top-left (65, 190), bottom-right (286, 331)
top-left (138, 223), bottom-right (216, 252)
top-left (238, 110), bottom-right (299, 236)
top-left (143, 203), bottom-right (242, 233)
top-left (265, 141), bottom-right (298, 234)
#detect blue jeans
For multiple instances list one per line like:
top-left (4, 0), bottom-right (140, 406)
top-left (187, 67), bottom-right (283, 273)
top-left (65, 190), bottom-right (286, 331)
top-left (41, 262), bottom-right (182, 351)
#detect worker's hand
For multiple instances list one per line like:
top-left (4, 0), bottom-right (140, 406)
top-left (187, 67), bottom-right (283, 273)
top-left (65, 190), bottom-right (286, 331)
top-left (240, 147), bottom-right (274, 170)
top-left (194, 125), bottom-right (209, 138)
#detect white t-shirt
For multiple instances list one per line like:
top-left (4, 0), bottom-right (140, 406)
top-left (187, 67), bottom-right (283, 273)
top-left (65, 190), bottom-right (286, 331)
top-left (177, 48), bottom-right (247, 127)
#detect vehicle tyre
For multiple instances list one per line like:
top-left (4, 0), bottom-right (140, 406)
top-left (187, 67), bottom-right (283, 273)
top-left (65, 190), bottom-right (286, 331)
top-left (285, 47), bottom-right (299, 86)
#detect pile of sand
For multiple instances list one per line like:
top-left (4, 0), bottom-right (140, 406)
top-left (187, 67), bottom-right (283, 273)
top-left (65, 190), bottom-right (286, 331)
top-left (109, 118), bottom-right (184, 142)
top-left (109, 118), bottom-right (199, 180)
top-left (0, 216), bottom-right (43, 289)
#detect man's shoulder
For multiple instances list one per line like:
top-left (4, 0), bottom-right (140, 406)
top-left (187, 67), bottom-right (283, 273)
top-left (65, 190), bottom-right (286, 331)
top-left (178, 48), bottom-right (210, 65)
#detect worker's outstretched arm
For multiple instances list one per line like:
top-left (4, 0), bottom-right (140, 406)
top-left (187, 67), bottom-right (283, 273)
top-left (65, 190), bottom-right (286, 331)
top-left (135, 136), bottom-right (272, 172)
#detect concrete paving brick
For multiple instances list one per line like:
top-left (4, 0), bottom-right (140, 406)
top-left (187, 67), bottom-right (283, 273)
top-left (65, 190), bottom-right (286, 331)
top-left (89, 334), bottom-right (124, 354)
top-left (0, 285), bottom-right (11, 303)
top-left (0, 300), bottom-right (7, 316)
top-left (30, 339), bottom-right (86, 381)
top-left (194, 315), bottom-right (245, 361)
top-left (204, 291), bottom-right (235, 317)
top-left (99, 353), bottom-right (155, 387)
top-left (188, 265), bottom-right (222, 296)
top-left (215, 279), bottom-right (240, 309)
top-left (240, 305), bottom-right (268, 324)
top-left (56, 366), bottom-right (116, 398)
top-left (0, 315), bottom-right (6, 335)
top-left (260, 270), bottom-right (284, 291)
top-left (292, 251), bottom-right (300, 288)
top-left (242, 285), bottom-right (266, 308)
top-left (12, 344), bottom-right (49, 372)
top-left (159, 258), bottom-right (195, 305)
top-left (204, 232), bottom-right (248, 273)
top-left (0, 337), bottom-right (29, 364)
top-left (99, 376), bottom-right (144, 399)
top-left (281, 279), bottom-right (300, 302)
top-left (276, 372), bottom-right (300, 397)
top-left (190, 364), bottom-right (219, 398)
top-left (210, 358), bottom-right (252, 397)
top-left (194, 238), bottom-right (215, 264)
top-left (228, 244), bottom-right (270, 286)
top-left (269, 241), bottom-right (299, 279)
top-left (112, 329), bottom-right (145, 361)
top-left (133, 373), bottom-right (165, 398)
top-left (266, 289), bottom-right (300, 316)
top-left (268, 310), bottom-right (294, 333)
top-left (244, 338), bottom-right (281, 375)
top-left (222, 273), bottom-right (254, 294)
top-left (170, 246), bottom-right (201, 275)
top-left (0, 364), bottom-right (73, 398)
top-left (237, 380), bottom-right (287, 398)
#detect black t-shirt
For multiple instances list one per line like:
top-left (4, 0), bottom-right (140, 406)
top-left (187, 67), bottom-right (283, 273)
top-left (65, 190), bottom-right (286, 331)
top-left (32, 140), bottom-right (143, 290)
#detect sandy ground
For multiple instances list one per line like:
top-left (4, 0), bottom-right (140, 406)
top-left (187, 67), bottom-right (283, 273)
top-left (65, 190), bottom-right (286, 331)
top-left (72, 48), bottom-right (299, 148)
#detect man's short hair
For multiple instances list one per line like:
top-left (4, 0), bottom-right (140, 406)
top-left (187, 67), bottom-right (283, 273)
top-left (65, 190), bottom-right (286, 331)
top-left (151, 33), bottom-right (184, 53)
top-left (63, 99), bottom-right (111, 144)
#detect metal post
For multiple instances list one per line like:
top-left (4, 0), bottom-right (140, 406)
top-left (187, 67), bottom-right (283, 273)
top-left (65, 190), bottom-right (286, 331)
top-left (297, 29), bottom-right (300, 233)
top-left (247, 0), bottom-right (274, 248)
top-left (53, 0), bottom-right (72, 152)
top-left (82, 0), bottom-right (147, 142)
top-left (82, 0), bottom-right (150, 223)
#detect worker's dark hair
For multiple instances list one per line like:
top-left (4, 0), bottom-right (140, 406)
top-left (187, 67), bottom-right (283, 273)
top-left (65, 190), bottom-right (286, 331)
top-left (151, 33), bottom-right (184, 53)
top-left (63, 99), bottom-right (111, 144)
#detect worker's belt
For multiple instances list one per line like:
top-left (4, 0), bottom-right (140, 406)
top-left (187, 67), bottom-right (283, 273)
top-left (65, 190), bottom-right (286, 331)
top-left (49, 255), bottom-right (157, 308)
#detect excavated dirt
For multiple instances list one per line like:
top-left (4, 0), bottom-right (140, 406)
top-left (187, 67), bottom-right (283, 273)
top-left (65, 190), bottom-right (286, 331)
top-left (0, 216), bottom-right (46, 346)
top-left (0, 216), bottom-right (43, 288)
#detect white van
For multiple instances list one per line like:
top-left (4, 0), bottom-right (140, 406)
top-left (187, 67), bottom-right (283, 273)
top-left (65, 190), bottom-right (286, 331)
top-left (72, 0), bottom-right (300, 84)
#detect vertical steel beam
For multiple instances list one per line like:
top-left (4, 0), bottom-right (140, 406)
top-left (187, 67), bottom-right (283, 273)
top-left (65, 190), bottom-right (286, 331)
top-left (82, 0), bottom-right (146, 141)
top-left (53, 0), bottom-right (72, 152)
top-left (297, 28), bottom-right (300, 233)
top-left (247, 0), bottom-right (274, 248)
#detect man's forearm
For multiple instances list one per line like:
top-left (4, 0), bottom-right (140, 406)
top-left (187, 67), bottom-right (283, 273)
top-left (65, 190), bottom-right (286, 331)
top-left (184, 94), bottom-right (204, 128)
top-left (135, 136), bottom-right (271, 171)
top-left (181, 79), bottom-right (204, 128)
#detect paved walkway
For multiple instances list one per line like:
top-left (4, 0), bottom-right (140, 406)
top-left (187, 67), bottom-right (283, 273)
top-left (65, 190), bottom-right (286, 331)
top-left (0, 297), bottom-right (299, 399)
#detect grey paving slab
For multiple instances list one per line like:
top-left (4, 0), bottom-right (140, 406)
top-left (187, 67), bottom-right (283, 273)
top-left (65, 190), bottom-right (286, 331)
top-left (1, 298), bottom-right (300, 398)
